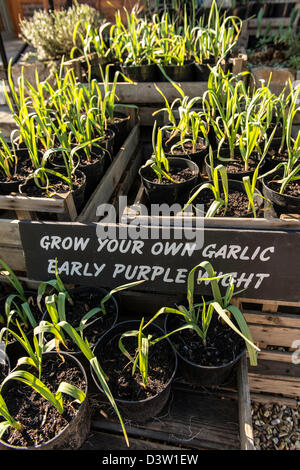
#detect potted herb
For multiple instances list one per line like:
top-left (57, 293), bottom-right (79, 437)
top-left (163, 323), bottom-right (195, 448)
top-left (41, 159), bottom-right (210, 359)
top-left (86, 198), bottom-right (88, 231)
top-left (0, 350), bottom-right (90, 449)
top-left (139, 121), bottom-right (199, 204)
top-left (147, 261), bottom-right (259, 386)
top-left (91, 319), bottom-right (177, 422)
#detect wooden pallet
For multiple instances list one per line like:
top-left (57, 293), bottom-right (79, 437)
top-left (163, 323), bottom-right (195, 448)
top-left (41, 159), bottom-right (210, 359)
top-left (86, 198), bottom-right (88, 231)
top-left (232, 297), bottom-right (300, 402)
top-left (80, 355), bottom-right (254, 451)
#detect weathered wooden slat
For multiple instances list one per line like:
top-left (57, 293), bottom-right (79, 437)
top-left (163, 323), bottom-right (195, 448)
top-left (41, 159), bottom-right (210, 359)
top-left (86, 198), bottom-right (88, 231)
top-left (91, 385), bottom-right (240, 450)
top-left (0, 193), bottom-right (67, 213)
top-left (244, 311), bottom-right (300, 328)
top-left (248, 324), bottom-right (300, 348)
top-left (0, 219), bottom-right (21, 247)
top-left (81, 431), bottom-right (188, 450)
top-left (248, 373), bottom-right (300, 398)
top-left (77, 124), bottom-right (140, 222)
top-left (237, 355), bottom-right (255, 451)
top-left (0, 246), bottom-right (25, 271)
top-left (96, 82), bottom-right (208, 105)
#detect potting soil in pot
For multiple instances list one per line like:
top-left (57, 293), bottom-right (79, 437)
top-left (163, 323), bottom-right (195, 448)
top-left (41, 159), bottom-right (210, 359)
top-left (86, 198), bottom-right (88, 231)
top-left (167, 315), bottom-right (244, 367)
top-left (45, 291), bottom-right (117, 352)
top-left (1, 354), bottom-right (86, 447)
top-left (193, 187), bottom-right (261, 217)
top-left (99, 329), bottom-right (175, 401)
top-left (145, 166), bottom-right (195, 185)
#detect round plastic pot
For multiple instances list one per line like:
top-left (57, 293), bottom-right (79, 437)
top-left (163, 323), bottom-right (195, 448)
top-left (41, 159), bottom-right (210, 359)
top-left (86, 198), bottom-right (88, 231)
top-left (91, 320), bottom-right (178, 422)
top-left (19, 169), bottom-right (86, 215)
top-left (194, 59), bottom-right (215, 81)
top-left (189, 178), bottom-right (264, 218)
top-left (164, 137), bottom-right (209, 168)
top-left (43, 287), bottom-right (118, 393)
top-left (205, 149), bottom-right (265, 182)
top-left (108, 111), bottom-right (131, 154)
top-left (139, 157), bottom-right (199, 205)
top-left (0, 149), bottom-right (43, 195)
top-left (164, 314), bottom-right (246, 387)
top-left (77, 151), bottom-right (106, 201)
top-left (0, 351), bottom-right (90, 450)
top-left (158, 61), bottom-right (195, 82)
top-left (262, 172), bottom-right (300, 215)
top-left (121, 63), bottom-right (158, 82)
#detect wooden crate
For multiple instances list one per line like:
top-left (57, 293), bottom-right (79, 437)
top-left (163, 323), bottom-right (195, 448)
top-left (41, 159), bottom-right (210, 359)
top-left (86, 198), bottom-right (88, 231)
top-left (241, 0), bottom-right (300, 47)
top-left (0, 116), bottom-right (140, 272)
top-left (80, 355), bottom-right (254, 451)
top-left (63, 54), bottom-right (247, 127)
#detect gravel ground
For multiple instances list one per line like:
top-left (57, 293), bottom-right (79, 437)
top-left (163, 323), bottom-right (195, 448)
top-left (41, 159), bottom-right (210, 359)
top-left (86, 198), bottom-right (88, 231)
top-left (251, 400), bottom-right (300, 450)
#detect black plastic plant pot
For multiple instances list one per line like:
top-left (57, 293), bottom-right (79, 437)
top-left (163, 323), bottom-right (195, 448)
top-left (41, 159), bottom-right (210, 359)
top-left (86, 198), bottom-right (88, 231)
top-left (164, 314), bottom-right (246, 387)
top-left (77, 150), bottom-right (106, 201)
top-left (189, 179), bottom-right (264, 218)
top-left (158, 61), bottom-right (195, 82)
top-left (194, 59), bottom-right (215, 81)
top-left (164, 137), bottom-right (209, 168)
top-left (121, 63), bottom-right (158, 82)
top-left (205, 149), bottom-right (265, 182)
top-left (91, 320), bottom-right (178, 423)
top-left (108, 111), bottom-right (131, 154)
top-left (139, 157), bottom-right (199, 205)
top-left (0, 149), bottom-right (43, 195)
top-left (262, 172), bottom-right (300, 215)
top-left (42, 286), bottom-right (118, 393)
top-left (19, 169), bottom-right (86, 215)
top-left (0, 352), bottom-right (90, 450)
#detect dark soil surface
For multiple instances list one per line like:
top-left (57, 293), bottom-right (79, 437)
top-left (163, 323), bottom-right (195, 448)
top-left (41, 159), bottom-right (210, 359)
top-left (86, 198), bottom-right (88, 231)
top-left (166, 314), bottom-right (245, 367)
top-left (0, 158), bottom-right (33, 185)
top-left (269, 180), bottom-right (300, 198)
top-left (44, 290), bottom-right (117, 351)
top-left (144, 165), bottom-right (196, 185)
top-left (19, 172), bottom-right (85, 198)
top-left (96, 326), bottom-right (175, 401)
top-left (192, 187), bottom-right (260, 217)
top-left (164, 139), bottom-right (207, 156)
top-left (214, 158), bottom-right (258, 174)
top-left (1, 354), bottom-right (86, 447)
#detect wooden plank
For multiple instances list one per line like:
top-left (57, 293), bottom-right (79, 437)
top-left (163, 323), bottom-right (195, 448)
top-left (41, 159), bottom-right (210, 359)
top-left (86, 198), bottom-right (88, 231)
top-left (239, 298), bottom-right (300, 308)
top-left (0, 246), bottom-right (25, 271)
top-left (249, 354), bottom-right (300, 378)
top-left (96, 82), bottom-right (208, 105)
top-left (91, 386), bottom-right (240, 450)
top-left (0, 193), bottom-right (67, 213)
top-left (250, 393), bottom-right (298, 408)
top-left (0, 219), bottom-right (21, 247)
top-left (77, 124), bottom-right (140, 222)
top-left (81, 431), bottom-right (188, 450)
top-left (247, 324), bottom-right (300, 348)
top-left (244, 311), bottom-right (300, 328)
top-left (122, 184), bottom-right (300, 230)
top-left (249, 373), bottom-right (300, 397)
top-left (237, 355), bottom-right (255, 450)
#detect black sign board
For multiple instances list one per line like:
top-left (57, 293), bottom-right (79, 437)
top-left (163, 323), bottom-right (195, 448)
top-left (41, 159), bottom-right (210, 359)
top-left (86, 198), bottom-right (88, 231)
top-left (19, 220), bottom-right (300, 302)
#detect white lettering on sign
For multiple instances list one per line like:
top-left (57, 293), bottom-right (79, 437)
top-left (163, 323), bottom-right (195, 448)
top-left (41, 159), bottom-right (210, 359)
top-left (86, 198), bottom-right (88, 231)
top-left (201, 244), bottom-right (275, 261)
top-left (41, 236), bottom-right (90, 251)
top-left (48, 259), bottom-right (106, 277)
